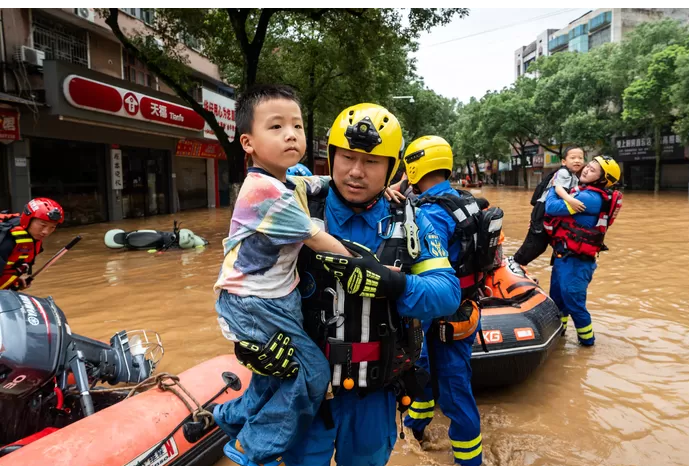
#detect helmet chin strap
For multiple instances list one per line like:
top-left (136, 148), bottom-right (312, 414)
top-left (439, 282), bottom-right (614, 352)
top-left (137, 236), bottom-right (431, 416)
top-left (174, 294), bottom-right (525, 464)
top-left (329, 180), bottom-right (385, 210)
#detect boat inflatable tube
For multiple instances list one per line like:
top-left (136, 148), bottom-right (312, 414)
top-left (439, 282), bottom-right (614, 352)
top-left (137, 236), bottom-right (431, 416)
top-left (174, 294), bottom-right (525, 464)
top-left (470, 257), bottom-right (563, 389)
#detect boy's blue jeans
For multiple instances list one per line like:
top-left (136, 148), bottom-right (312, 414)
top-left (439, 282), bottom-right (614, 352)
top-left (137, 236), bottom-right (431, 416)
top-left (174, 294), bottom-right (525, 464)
top-left (213, 289), bottom-right (331, 463)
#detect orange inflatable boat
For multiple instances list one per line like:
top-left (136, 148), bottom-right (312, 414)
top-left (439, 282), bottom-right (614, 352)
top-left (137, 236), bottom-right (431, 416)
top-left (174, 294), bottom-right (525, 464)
top-left (470, 257), bottom-right (562, 389)
top-left (0, 291), bottom-right (249, 466)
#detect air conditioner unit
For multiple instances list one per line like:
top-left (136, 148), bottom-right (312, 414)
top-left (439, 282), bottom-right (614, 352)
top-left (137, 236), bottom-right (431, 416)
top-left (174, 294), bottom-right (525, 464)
top-left (15, 46), bottom-right (45, 67)
top-left (74, 8), bottom-right (95, 23)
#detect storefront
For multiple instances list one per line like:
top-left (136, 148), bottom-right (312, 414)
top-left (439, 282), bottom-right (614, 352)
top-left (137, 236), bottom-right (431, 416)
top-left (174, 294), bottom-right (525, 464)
top-left (614, 134), bottom-right (688, 190)
top-left (29, 138), bottom-right (109, 224)
top-left (174, 139), bottom-right (226, 211)
top-left (0, 105), bottom-right (21, 211)
top-left (120, 146), bottom-right (170, 218)
top-left (201, 88), bottom-right (235, 207)
top-left (11, 60), bottom-right (211, 225)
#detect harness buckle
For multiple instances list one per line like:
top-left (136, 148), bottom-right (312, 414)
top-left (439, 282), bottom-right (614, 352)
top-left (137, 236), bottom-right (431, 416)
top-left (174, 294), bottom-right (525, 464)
top-left (377, 215), bottom-right (394, 239)
top-left (320, 287), bottom-right (343, 327)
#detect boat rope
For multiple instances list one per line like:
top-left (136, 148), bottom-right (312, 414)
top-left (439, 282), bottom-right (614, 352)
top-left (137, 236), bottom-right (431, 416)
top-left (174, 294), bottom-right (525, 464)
top-left (96, 373), bottom-right (238, 466)
top-left (83, 372), bottom-right (215, 429)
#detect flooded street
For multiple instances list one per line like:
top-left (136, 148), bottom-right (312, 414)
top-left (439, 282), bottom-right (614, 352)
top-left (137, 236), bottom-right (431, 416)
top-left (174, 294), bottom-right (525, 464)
top-left (29, 187), bottom-right (689, 466)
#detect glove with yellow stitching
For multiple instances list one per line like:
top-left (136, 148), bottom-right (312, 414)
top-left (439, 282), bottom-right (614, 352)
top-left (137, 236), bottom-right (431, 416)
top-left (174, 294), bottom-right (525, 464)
top-left (234, 331), bottom-right (300, 378)
top-left (315, 240), bottom-right (407, 299)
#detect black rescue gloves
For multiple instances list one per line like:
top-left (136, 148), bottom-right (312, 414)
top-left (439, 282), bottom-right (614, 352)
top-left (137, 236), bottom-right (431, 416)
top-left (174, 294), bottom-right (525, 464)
top-left (315, 239), bottom-right (407, 299)
top-left (234, 331), bottom-right (300, 378)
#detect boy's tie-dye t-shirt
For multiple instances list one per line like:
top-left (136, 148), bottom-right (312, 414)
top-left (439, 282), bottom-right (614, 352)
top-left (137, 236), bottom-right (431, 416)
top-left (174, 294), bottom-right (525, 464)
top-left (214, 170), bottom-right (329, 298)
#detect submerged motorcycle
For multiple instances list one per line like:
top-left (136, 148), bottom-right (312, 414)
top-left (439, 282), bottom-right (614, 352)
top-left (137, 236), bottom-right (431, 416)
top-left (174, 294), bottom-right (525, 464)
top-left (104, 220), bottom-right (208, 251)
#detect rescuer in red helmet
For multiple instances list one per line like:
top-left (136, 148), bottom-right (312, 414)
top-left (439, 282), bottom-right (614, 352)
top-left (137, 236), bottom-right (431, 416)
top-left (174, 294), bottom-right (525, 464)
top-left (0, 198), bottom-right (64, 290)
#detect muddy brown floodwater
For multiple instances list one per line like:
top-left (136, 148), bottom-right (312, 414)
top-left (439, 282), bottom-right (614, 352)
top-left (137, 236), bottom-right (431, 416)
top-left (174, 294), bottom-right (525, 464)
top-left (29, 187), bottom-right (689, 466)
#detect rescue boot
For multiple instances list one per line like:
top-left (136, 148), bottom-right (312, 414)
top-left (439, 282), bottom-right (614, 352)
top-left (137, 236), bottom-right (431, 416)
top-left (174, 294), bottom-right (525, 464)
top-left (412, 428), bottom-right (425, 442)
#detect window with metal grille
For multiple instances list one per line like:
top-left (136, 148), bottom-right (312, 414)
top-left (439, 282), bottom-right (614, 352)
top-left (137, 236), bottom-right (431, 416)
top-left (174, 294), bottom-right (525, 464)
top-left (32, 13), bottom-right (88, 67)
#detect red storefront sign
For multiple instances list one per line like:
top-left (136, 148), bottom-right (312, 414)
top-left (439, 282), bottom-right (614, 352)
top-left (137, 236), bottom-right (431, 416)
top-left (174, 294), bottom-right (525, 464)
top-left (63, 75), bottom-right (205, 132)
top-left (0, 108), bottom-right (20, 141)
top-left (175, 139), bottom-right (227, 160)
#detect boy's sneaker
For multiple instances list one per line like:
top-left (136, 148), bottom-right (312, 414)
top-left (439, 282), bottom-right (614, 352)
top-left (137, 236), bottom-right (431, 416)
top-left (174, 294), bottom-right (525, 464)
top-left (223, 439), bottom-right (285, 466)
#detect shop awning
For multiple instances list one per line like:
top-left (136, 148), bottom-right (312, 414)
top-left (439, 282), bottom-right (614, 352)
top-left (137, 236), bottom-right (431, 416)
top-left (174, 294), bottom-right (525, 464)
top-left (0, 92), bottom-right (44, 106)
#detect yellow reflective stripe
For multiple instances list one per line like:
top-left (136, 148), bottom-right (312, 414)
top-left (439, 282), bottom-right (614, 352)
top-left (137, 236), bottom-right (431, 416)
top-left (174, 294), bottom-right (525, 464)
top-left (560, 316), bottom-right (568, 323)
top-left (408, 410), bottom-right (434, 420)
top-left (15, 239), bottom-right (33, 244)
top-left (10, 230), bottom-right (28, 236)
top-left (453, 445), bottom-right (482, 461)
top-left (6, 261), bottom-right (14, 266)
top-left (1, 275), bottom-right (18, 290)
top-left (564, 201), bottom-right (577, 215)
top-left (579, 331), bottom-right (594, 340)
top-left (411, 257), bottom-right (451, 275)
top-left (576, 324), bottom-right (593, 334)
top-left (18, 255), bottom-right (29, 260)
top-left (451, 434), bottom-right (482, 449)
top-left (411, 400), bottom-right (435, 410)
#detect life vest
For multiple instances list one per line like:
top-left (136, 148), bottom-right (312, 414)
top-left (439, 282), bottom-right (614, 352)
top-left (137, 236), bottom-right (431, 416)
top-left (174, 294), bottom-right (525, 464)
top-left (0, 214), bottom-right (41, 290)
top-left (544, 186), bottom-right (623, 259)
top-left (416, 190), bottom-right (504, 297)
top-left (298, 193), bottom-right (423, 398)
top-left (414, 190), bottom-right (503, 343)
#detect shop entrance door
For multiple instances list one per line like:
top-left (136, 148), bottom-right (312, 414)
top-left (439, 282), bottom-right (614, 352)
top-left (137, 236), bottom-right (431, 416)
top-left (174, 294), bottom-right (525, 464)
top-left (627, 163), bottom-right (654, 191)
top-left (122, 148), bottom-right (169, 218)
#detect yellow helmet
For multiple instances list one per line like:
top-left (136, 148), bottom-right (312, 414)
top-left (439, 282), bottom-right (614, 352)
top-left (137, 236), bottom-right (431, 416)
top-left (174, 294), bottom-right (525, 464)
top-left (593, 156), bottom-right (620, 188)
top-left (403, 135), bottom-right (454, 185)
top-left (327, 103), bottom-right (404, 186)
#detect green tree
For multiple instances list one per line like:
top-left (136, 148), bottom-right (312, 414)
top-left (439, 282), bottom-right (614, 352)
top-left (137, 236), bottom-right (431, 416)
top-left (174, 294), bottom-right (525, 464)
top-left (529, 45), bottom-right (621, 155)
top-left (100, 8), bottom-right (469, 183)
top-left (479, 83), bottom-right (537, 187)
top-left (609, 18), bottom-right (689, 94)
top-left (451, 98), bottom-right (509, 184)
top-left (673, 51), bottom-right (689, 141)
top-left (388, 80), bottom-right (459, 144)
top-left (622, 44), bottom-right (689, 193)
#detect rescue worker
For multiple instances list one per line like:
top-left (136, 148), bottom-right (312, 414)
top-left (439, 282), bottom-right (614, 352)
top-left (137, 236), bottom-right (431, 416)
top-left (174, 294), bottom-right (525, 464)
top-left (0, 198), bottom-right (64, 290)
top-left (545, 156), bottom-right (622, 346)
top-left (234, 103), bottom-right (461, 466)
top-left (401, 136), bottom-right (483, 466)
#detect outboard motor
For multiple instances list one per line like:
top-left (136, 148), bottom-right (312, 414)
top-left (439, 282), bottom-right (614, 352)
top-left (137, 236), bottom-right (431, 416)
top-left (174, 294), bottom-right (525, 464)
top-left (0, 291), bottom-right (163, 448)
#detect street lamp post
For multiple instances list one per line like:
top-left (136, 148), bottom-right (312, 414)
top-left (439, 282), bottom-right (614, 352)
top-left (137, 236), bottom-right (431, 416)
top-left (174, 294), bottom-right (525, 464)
top-left (392, 95), bottom-right (415, 103)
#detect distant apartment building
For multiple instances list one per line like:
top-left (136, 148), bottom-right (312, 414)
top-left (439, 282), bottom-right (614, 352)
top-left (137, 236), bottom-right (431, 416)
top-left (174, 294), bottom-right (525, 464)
top-left (509, 8), bottom-right (689, 190)
top-left (515, 8), bottom-right (689, 80)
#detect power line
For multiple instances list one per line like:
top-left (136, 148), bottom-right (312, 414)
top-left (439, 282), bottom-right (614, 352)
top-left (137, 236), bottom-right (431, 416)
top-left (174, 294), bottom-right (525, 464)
top-left (419, 8), bottom-right (579, 50)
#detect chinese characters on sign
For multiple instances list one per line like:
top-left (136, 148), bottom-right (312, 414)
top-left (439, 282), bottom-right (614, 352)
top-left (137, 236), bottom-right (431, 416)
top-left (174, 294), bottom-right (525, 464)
top-left (111, 149), bottom-right (123, 190)
top-left (63, 75), bottom-right (205, 132)
top-left (175, 139), bottom-right (227, 160)
top-left (0, 108), bottom-right (20, 142)
top-left (201, 88), bottom-right (236, 142)
top-left (614, 134), bottom-right (686, 162)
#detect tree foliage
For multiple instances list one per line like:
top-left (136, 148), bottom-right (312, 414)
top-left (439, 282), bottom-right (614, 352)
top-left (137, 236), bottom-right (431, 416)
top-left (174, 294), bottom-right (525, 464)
top-left (100, 8), bottom-right (468, 183)
top-left (448, 17), bottom-right (689, 191)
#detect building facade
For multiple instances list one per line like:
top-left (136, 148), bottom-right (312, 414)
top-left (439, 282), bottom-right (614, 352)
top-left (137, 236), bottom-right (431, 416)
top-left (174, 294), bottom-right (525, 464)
top-left (512, 8), bottom-right (689, 190)
top-left (0, 8), bottom-right (237, 224)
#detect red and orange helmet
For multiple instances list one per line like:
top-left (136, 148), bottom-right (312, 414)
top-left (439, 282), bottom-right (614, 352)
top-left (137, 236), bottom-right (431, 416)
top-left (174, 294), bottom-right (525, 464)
top-left (20, 198), bottom-right (64, 229)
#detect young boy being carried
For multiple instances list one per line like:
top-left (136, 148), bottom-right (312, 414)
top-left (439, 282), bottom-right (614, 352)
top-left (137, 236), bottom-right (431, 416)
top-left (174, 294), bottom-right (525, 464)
top-left (513, 146), bottom-right (586, 267)
top-left (212, 84), bottom-right (349, 466)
